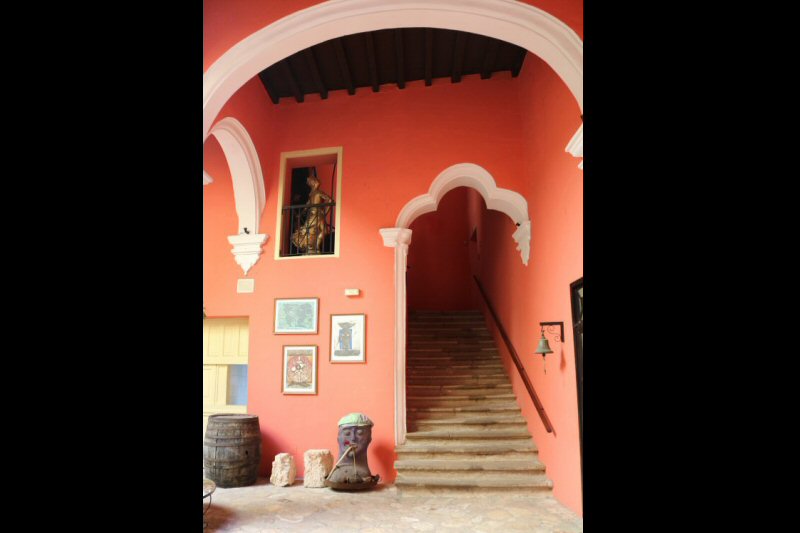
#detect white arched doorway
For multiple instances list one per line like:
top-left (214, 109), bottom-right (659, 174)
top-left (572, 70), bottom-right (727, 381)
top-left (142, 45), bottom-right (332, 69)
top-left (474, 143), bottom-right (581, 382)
top-left (380, 163), bottom-right (531, 444)
top-left (206, 117), bottom-right (269, 275)
top-left (202, 0), bottom-right (583, 151)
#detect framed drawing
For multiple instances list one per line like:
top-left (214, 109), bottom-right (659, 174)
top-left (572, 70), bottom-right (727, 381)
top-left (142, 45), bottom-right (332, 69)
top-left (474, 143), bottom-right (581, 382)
top-left (274, 298), bottom-right (319, 334)
top-left (282, 345), bottom-right (318, 394)
top-left (330, 314), bottom-right (366, 363)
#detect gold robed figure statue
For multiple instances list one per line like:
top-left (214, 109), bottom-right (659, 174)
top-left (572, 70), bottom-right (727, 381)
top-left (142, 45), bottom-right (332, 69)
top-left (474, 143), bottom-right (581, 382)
top-left (291, 175), bottom-right (333, 254)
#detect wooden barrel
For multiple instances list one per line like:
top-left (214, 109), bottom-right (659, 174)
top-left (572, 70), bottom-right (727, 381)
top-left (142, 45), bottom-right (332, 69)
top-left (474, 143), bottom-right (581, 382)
top-left (203, 414), bottom-right (262, 488)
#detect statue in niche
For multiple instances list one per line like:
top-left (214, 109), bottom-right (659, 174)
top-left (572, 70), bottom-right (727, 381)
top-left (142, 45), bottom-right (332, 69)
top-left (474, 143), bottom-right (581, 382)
top-left (291, 174), bottom-right (333, 254)
top-left (326, 413), bottom-right (380, 490)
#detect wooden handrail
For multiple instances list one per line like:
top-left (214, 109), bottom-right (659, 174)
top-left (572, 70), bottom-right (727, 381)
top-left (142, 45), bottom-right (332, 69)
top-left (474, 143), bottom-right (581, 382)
top-left (473, 276), bottom-right (554, 433)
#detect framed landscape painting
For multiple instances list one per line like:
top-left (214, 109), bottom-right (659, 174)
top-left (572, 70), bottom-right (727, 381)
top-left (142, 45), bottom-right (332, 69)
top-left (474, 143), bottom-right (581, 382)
top-left (330, 314), bottom-right (366, 363)
top-left (282, 345), bottom-right (318, 394)
top-left (274, 298), bottom-right (319, 334)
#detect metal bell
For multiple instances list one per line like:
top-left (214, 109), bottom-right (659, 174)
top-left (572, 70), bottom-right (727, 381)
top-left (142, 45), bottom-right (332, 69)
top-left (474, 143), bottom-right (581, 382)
top-left (534, 334), bottom-right (553, 356)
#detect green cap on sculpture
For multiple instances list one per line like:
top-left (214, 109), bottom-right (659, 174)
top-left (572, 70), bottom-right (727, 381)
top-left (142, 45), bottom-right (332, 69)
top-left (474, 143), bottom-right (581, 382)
top-left (337, 412), bottom-right (373, 427)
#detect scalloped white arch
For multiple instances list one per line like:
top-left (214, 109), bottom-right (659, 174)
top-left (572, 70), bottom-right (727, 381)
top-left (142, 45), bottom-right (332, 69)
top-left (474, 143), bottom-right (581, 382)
top-left (203, 0), bottom-right (583, 140)
top-left (208, 117), bottom-right (269, 275)
top-left (396, 163), bottom-right (531, 266)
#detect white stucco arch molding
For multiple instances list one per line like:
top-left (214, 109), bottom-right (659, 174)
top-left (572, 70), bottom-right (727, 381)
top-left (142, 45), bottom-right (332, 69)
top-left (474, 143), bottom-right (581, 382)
top-left (203, 0), bottom-right (584, 141)
top-left (208, 117), bottom-right (269, 275)
top-left (397, 163), bottom-right (532, 265)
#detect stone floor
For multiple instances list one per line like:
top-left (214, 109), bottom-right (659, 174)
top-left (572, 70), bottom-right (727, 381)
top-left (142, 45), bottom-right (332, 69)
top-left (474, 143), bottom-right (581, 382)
top-left (204, 478), bottom-right (583, 532)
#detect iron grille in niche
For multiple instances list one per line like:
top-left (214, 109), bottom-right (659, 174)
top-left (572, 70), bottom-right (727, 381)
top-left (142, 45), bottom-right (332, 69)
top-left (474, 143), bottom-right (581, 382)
top-left (280, 164), bottom-right (337, 256)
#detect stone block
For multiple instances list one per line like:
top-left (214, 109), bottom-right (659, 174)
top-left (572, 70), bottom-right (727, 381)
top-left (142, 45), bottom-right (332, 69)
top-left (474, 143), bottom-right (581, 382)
top-left (270, 453), bottom-right (296, 487)
top-left (303, 449), bottom-right (333, 488)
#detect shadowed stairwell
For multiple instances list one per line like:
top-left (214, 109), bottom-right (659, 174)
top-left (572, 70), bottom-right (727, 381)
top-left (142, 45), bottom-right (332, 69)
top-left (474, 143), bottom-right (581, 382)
top-left (395, 310), bottom-right (552, 493)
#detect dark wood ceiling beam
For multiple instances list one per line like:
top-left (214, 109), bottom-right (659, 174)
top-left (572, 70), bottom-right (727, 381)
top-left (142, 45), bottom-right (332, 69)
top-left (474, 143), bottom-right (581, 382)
top-left (365, 32), bottom-right (379, 92)
top-left (394, 29), bottom-right (405, 89)
top-left (511, 47), bottom-right (526, 77)
top-left (258, 72), bottom-right (280, 104)
top-left (278, 60), bottom-right (304, 102)
top-left (303, 49), bottom-right (328, 99)
top-left (332, 38), bottom-right (356, 95)
top-left (424, 28), bottom-right (433, 86)
top-left (451, 32), bottom-right (467, 83)
top-left (480, 39), bottom-right (500, 80)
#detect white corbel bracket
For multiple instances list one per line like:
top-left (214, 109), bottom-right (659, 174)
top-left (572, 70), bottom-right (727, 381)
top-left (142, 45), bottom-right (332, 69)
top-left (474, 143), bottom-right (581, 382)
top-left (512, 220), bottom-right (531, 266)
top-left (566, 124), bottom-right (583, 169)
top-left (227, 233), bottom-right (269, 275)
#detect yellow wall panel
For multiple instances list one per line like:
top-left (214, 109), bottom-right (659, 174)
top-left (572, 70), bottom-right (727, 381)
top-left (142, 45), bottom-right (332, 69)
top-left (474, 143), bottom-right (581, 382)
top-left (203, 366), bottom-right (218, 408)
top-left (223, 323), bottom-right (239, 357)
top-left (238, 326), bottom-right (249, 357)
top-left (207, 323), bottom-right (224, 358)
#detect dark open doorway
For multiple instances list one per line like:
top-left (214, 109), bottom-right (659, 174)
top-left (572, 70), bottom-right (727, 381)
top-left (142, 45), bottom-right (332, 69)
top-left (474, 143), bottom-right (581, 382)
top-left (570, 277), bottom-right (583, 498)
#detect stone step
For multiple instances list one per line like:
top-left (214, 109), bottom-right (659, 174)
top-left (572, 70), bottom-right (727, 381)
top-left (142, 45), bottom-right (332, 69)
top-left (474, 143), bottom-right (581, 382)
top-left (407, 356), bottom-right (500, 364)
top-left (407, 348), bottom-right (498, 356)
top-left (395, 449), bottom-right (539, 462)
top-left (409, 313), bottom-right (483, 319)
top-left (396, 469), bottom-right (549, 483)
top-left (408, 326), bottom-right (489, 333)
top-left (409, 335), bottom-right (493, 341)
top-left (394, 473), bottom-right (553, 492)
top-left (409, 328), bottom-right (490, 333)
top-left (394, 458), bottom-right (545, 473)
top-left (410, 413), bottom-right (526, 427)
top-left (406, 385), bottom-right (512, 397)
top-left (407, 321), bottom-right (487, 327)
top-left (409, 361), bottom-right (504, 371)
top-left (396, 468), bottom-right (549, 485)
top-left (407, 396), bottom-right (518, 408)
top-left (409, 339), bottom-right (496, 345)
top-left (407, 376), bottom-right (509, 386)
top-left (408, 391), bottom-right (516, 400)
top-left (407, 366), bottom-right (507, 377)
top-left (406, 427), bottom-right (532, 440)
top-left (407, 382), bottom-right (511, 389)
top-left (410, 420), bottom-right (526, 433)
top-left (408, 403), bottom-right (521, 416)
top-left (408, 346), bottom-right (496, 352)
top-left (406, 394), bottom-right (519, 412)
top-left (409, 313), bottom-right (483, 320)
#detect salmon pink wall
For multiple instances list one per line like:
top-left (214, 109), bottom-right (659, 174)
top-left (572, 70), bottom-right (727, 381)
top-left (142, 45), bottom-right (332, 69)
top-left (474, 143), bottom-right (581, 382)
top-left (407, 187), bottom-right (475, 310)
top-left (468, 53), bottom-right (583, 513)
top-left (205, 71), bottom-right (536, 484)
top-left (203, 0), bottom-right (582, 511)
top-left (203, 0), bottom-right (583, 73)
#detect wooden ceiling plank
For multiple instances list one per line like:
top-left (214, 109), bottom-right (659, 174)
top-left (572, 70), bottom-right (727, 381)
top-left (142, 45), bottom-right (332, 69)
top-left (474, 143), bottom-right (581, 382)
top-left (424, 28), bottom-right (433, 86)
top-left (365, 32), bottom-right (379, 92)
top-left (258, 72), bottom-right (280, 104)
top-left (333, 38), bottom-right (356, 95)
top-left (303, 49), bottom-right (328, 99)
top-left (451, 32), bottom-right (467, 83)
top-left (511, 47), bottom-right (526, 77)
top-left (278, 60), bottom-right (304, 103)
top-left (395, 29), bottom-right (405, 89)
top-left (481, 38), bottom-right (500, 80)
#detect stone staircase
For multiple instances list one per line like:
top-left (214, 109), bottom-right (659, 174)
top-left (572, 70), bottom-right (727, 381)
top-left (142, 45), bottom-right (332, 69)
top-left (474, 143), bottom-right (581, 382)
top-left (394, 309), bottom-right (552, 494)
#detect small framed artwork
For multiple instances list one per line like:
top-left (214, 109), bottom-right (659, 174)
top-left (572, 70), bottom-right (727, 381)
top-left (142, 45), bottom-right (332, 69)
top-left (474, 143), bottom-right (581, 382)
top-left (330, 314), bottom-right (366, 363)
top-left (274, 298), bottom-right (319, 334)
top-left (282, 345), bottom-right (318, 394)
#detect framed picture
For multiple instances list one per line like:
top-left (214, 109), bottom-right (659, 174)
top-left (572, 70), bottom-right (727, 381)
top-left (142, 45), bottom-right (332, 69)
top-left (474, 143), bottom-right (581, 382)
top-left (330, 314), bottom-right (366, 363)
top-left (282, 345), bottom-right (318, 394)
top-left (274, 298), bottom-right (319, 334)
